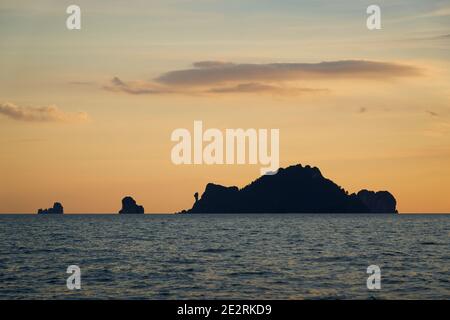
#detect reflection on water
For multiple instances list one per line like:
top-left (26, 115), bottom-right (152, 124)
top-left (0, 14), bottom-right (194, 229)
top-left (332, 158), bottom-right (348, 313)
top-left (0, 214), bottom-right (449, 299)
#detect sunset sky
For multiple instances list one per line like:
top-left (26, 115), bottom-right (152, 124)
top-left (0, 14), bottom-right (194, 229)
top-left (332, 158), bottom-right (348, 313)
top-left (1, 0), bottom-right (449, 213)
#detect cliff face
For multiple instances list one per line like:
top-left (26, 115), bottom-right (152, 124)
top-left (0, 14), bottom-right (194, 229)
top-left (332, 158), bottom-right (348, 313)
top-left (37, 202), bottom-right (64, 214)
top-left (119, 196), bottom-right (144, 214)
top-left (190, 184), bottom-right (239, 213)
top-left (185, 164), bottom-right (397, 214)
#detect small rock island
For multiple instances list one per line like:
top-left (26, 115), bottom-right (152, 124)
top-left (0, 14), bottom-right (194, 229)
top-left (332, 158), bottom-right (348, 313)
top-left (180, 164), bottom-right (398, 214)
top-left (37, 202), bottom-right (64, 214)
top-left (118, 196), bottom-right (144, 214)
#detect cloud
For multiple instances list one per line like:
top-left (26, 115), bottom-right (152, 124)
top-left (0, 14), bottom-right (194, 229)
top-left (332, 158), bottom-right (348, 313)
top-left (423, 6), bottom-right (450, 18)
top-left (106, 59), bottom-right (421, 96)
top-left (209, 82), bottom-right (277, 93)
top-left (193, 61), bottom-right (236, 68)
top-left (399, 5), bottom-right (450, 22)
top-left (0, 102), bottom-right (90, 123)
top-left (155, 60), bottom-right (421, 86)
top-left (103, 77), bottom-right (172, 95)
top-left (208, 82), bottom-right (327, 95)
top-left (434, 34), bottom-right (450, 40)
top-left (68, 81), bottom-right (95, 86)
top-left (105, 77), bottom-right (327, 96)
top-left (406, 33), bottom-right (450, 41)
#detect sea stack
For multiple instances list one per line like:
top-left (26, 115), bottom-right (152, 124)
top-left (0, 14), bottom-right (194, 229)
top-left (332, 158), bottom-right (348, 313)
top-left (37, 202), bottom-right (64, 214)
top-left (118, 196), bottom-right (144, 214)
top-left (356, 190), bottom-right (398, 213)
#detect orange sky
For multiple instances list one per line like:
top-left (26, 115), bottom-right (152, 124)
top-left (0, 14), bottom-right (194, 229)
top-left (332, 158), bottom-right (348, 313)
top-left (1, 1), bottom-right (449, 213)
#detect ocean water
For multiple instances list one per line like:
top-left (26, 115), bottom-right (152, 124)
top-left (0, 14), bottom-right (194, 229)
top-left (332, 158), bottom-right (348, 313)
top-left (0, 214), bottom-right (448, 300)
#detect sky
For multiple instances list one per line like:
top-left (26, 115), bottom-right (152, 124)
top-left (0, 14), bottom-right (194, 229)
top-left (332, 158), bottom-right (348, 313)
top-left (0, 0), bottom-right (449, 213)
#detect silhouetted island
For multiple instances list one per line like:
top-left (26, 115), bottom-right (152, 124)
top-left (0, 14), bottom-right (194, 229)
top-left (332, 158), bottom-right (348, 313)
top-left (37, 202), bottom-right (64, 214)
top-left (119, 196), bottom-right (144, 214)
top-left (180, 164), bottom-right (398, 214)
top-left (357, 189), bottom-right (397, 213)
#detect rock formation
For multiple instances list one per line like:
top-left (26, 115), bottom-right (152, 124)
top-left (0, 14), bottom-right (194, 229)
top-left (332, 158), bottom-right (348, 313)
top-left (181, 164), bottom-right (398, 214)
top-left (357, 189), bottom-right (398, 213)
top-left (118, 196), bottom-right (144, 214)
top-left (37, 202), bottom-right (64, 214)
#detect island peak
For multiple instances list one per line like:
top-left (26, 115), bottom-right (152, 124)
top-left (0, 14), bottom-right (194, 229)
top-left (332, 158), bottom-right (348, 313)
top-left (181, 164), bottom-right (397, 214)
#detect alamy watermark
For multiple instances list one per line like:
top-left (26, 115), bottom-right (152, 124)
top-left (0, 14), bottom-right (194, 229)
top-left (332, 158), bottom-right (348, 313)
top-left (171, 121), bottom-right (279, 175)
top-left (65, 5), bottom-right (380, 31)
top-left (66, 5), bottom-right (81, 30)
top-left (367, 265), bottom-right (381, 290)
top-left (66, 265), bottom-right (81, 290)
top-left (367, 5), bottom-right (381, 30)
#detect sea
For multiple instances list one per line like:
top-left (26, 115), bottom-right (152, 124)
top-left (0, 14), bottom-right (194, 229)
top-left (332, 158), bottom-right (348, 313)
top-left (0, 214), bottom-right (448, 299)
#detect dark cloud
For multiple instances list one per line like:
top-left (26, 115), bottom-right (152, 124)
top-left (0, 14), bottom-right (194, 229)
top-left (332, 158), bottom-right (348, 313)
top-left (155, 60), bottom-right (421, 86)
top-left (0, 102), bottom-right (89, 123)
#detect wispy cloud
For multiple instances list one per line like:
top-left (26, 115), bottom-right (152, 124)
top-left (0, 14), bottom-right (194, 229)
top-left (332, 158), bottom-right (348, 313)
top-left (390, 4), bottom-right (450, 23)
top-left (433, 34), bottom-right (450, 40)
top-left (0, 102), bottom-right (90, 123)
top-left (208, 82), bottom-right (328, 95)
top-left (103, 77), bottom-right (172, 94)
top-left (405, 33), bottom-right (450, 42)
top-left (423, 5), bottom-right (450, 18)
top-left (105, 76), bottom-right (327, 96)
top-left (68, 81), bottom-right (95, 86)
top-left (106, 59), bottom-right (421, 96)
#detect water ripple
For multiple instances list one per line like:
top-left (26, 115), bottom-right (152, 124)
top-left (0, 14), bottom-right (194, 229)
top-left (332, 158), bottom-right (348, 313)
top-left (0, 214), bottom-right (449, 299)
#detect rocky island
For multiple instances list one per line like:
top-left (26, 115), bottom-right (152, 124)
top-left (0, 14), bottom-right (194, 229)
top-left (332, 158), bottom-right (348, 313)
top-left (181, 164), bottom-right (397, 214)
top-left (37, 202), bottom-right (64, 214)
top-left (118, 196), bottom-right (145, 214)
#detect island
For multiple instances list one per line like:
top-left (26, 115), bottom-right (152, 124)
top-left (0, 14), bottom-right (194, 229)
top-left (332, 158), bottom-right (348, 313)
top-left (37, 202), bottom-right (64, 214)
top-left (118, 196), bottom-right (145, 214)
top-left (180, 164), bottom-right (397, 214)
